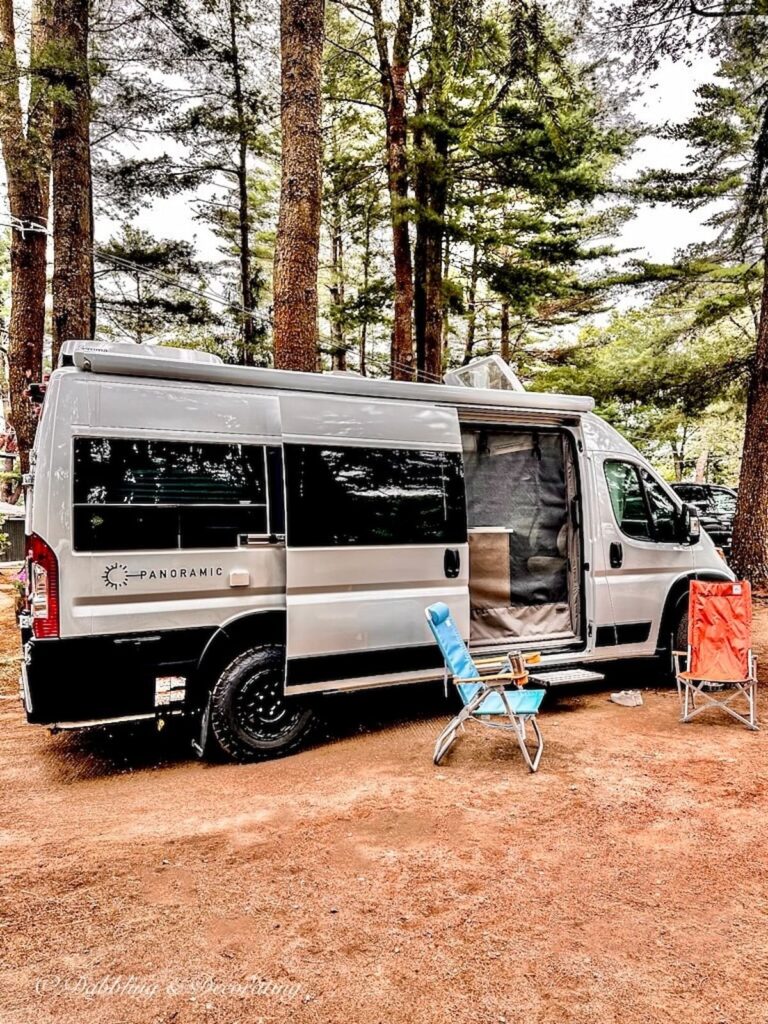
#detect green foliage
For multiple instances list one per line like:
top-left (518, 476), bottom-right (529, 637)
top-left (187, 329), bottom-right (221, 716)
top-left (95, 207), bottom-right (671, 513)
top-left (95, 226), bottom-right (221, 343)
top-left (319, 4), bottom-right (393, 371)
top-left (531, 297), bottom-right (751, 482)
top-left (91, 0), bottom-right (279, 351)
top-left (318, 0), bottom-right (634, 373)
top-left (421, 1), bottom-right (634, 361)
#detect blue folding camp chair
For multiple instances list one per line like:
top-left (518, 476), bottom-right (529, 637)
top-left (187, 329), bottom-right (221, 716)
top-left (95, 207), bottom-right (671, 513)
top-left (425, 602), bottom-right (545, 771)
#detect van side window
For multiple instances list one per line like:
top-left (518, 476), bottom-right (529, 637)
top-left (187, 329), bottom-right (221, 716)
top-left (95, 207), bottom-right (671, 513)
top-left (604, 461), bottom-right (652, 540)
top-left (284, 445), bottom-right (466, 547)
top-left (639, 469), bottom-right (679, 543)
top-left (73, 438), bottom-right (268, 551)
top-left (604, 460), bottom-right (680, 543)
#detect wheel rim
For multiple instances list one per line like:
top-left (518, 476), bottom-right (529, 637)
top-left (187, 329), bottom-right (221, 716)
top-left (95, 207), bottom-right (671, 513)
top-left (232, 663), bottom-right (304, 744)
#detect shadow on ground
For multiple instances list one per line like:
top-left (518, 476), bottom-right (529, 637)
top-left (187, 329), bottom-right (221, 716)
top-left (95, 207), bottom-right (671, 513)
top-left (47, 658), bottom-right (668, 779)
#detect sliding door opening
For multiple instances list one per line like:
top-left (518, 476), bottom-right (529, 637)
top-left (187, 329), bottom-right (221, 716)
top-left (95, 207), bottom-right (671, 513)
top-left (462, 427), bottom-right (582, 648)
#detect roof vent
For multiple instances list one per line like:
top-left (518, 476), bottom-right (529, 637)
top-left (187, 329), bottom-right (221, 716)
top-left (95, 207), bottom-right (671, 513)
top-left (444, 355), bottom-right (525, 392)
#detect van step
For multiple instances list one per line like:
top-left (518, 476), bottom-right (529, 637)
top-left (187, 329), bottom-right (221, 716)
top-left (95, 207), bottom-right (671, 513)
top-left (528, 668), bottom-right (605, 688)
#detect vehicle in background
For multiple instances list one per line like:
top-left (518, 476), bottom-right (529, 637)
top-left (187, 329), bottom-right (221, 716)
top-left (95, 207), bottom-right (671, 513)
top-left (670, 483), bottom-right (738, 557)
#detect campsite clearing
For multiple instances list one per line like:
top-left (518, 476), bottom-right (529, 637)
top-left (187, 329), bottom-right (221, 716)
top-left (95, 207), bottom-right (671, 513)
top-left (2, 569), bottom-right (768, 1024)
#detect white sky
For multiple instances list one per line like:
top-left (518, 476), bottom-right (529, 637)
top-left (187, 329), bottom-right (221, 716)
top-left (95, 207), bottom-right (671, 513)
top-left (617, 54), bottom-right (720, 264)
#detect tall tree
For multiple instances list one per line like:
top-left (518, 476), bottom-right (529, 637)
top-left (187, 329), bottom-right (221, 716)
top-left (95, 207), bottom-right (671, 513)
top-left (51, 0), bottom-right (95, 365)
top-left (369, 0), bottom-right (415, 380)
top-left (273, 0), bottom-right (325, 371)
top-left (0, 0), bottom-right (53, 475)
top-left (226, 0), bottom-right (258, 365)
top-left (412, 0), bottom-right (455, 381)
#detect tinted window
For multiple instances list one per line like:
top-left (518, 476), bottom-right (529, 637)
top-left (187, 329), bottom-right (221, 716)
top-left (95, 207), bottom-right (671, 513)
top-left (674, 485), bottom-right (705, 502)
top-left (605, 460), bottom-right (683, 543)
top-left (640, 469), bottom-right (679, 543)
top-left (73, 438), bottom-right (268, 551)
top-left (74, 438), bottom-right (266, 505)
top-left (710, 489), bottom-right (737, 517)
top-left (285, 445), bottom-right (466, 547)
top-left (604, 461), bottom-right (651, 540)
top-left (674, 484), bottom-right (710, 513)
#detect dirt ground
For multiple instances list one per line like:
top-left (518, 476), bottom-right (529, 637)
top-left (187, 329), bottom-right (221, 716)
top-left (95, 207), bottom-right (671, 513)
top-left (2, 574), bottom-right (768, 1024)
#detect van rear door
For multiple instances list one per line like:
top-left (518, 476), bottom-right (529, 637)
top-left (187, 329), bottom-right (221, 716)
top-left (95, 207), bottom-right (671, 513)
top-left (280, 394), bottom-right (469, 694)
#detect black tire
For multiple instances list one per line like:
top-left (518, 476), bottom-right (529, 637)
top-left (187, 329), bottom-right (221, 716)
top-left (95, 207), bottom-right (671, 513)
top-left (656, 602), bottom-right (689, 682)
top-left (674, 606), bottom-right (689, 654)
top-left (208, 645), bottom-right (316, 762)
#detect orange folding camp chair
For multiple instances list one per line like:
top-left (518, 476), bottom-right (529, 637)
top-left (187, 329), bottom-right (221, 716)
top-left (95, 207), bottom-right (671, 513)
top-left (674, 580), bottom-right (758, 730)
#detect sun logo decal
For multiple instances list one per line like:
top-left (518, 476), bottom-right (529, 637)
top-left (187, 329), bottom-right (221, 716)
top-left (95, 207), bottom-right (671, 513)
top-left (102, 563), bottom-right (130, 590)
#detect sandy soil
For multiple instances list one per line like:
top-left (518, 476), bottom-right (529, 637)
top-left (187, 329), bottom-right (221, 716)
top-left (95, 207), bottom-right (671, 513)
top-left (2, 570), bottom-right (768, 1024)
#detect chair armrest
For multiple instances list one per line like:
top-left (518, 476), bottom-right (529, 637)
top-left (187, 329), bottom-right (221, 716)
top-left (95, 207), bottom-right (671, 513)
top-left (475, 657), bottom-right (509, 668)
top-left (471, 672), bottom-right (525, 687)
top-left (672, 651), bottom-right (688, 657)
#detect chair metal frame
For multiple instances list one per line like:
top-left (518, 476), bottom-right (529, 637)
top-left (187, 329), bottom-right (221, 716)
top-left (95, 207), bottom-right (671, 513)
top-left (674, 647), bottom-right (758, 730)
top-left (673, 579), bottom-right (758, 731)
top-left (427, 609), bottom-right (544, 771)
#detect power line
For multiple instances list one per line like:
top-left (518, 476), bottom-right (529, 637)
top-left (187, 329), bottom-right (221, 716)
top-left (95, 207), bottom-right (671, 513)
top-left (0, 216), bottom-right (447, 384)
top-left (0, 215), bottom-right (270, 325)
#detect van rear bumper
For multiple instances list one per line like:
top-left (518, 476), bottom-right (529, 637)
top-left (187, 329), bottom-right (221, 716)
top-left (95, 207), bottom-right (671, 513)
top-left (21, 627), bottom-right (216, 725)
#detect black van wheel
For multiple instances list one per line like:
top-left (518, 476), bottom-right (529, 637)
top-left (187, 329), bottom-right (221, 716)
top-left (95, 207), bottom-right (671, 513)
top-left (209, 645), bottom-right (316, 762)
top-left (679, 606), bottom-right (692, 647)
top-left (657, 603), bottom-right (689, 681)
top-left (674, 607), bottom-right (689, 656)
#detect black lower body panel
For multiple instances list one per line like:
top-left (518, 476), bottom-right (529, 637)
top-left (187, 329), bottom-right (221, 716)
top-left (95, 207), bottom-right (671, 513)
top-left (595, 621), bottom-right (652, 648)
top-left (22, 627), bottom-right (216, 725)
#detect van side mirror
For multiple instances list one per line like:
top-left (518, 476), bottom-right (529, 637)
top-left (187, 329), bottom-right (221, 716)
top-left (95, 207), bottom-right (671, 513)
top-left (679, 503), bottom-right (701, 546)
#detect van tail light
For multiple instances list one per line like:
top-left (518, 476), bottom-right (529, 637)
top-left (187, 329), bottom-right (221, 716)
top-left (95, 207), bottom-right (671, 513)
top-left (27, 534), bottom-right (59, 638)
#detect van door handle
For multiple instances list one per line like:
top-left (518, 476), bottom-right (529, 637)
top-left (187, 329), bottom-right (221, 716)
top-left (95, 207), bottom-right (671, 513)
top-left (444, 548), bottom-right (460, 579)
top-left (609, 541), bottom-right (623, 569)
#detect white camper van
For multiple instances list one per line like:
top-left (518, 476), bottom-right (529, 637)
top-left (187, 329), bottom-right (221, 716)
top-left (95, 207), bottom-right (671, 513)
top-left (19, 342), bottom-right (732, 761)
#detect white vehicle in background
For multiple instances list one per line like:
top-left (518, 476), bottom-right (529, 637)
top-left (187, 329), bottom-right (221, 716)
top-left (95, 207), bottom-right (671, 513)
top-left (19, 343), bottom-right (731, 761)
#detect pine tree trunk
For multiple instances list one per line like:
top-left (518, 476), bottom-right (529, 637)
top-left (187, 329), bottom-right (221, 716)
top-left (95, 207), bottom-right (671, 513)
top-left (413, 2), bottom-right (449, 384)
top-left (731, 263), bottom-right (768, 589)
top-left (413, 88), bottom-right (427, 371)
top-left (7, 215), bottom-right (47, 476)
top-left (694, 449), bottom-right (709, 483)
top-left (228, 0), bottom-right (256, 367)
top-left (384, 61), bottom-right (413, 379)
top-left (420, 129), bottom-right (447, 382)
top-left (441, 236), bottom-right (451, 354)
top-left (0, 0), bottom-right (53, 475)
top-left (51, 0), bottom-right (94, 367)
top-left (359, 202), bottom-right (372, 376)
top-left (329, 186), bottom-right (346, 367)
top-left (273, 0), bottom-right (325, 372)
top-left (500, 302), bottom-right (510, 362)
top-left (462, 243), bottom-right (479, 365)
top-left (672, 448), bottom-right (684, 483)
top-left (237, 155), bottom-right (256, 366)
top-left (371, 0), bottom-right (414, 381)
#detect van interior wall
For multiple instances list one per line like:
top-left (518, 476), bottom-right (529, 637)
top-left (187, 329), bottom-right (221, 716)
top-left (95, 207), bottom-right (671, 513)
top-left (463, 428), bottom-right (579, 646)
